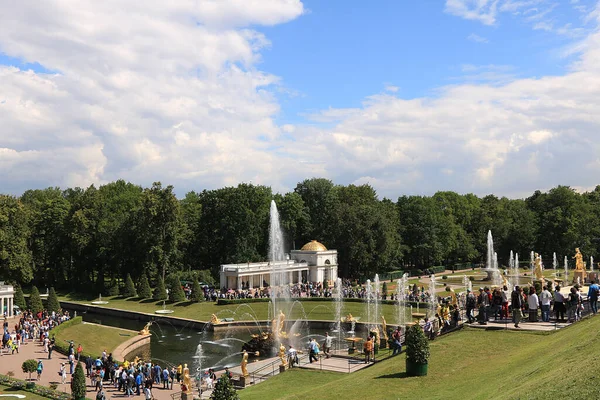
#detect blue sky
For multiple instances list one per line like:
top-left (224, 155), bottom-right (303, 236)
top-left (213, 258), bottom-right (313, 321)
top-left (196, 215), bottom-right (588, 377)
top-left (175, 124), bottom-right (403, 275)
top-left (1, 1), bottom-right (600, 199)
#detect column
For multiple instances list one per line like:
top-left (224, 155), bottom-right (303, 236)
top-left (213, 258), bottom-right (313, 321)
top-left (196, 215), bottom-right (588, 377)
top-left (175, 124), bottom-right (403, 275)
top-left (260, 274), bottom-right (263, 288)
top-left (297, 270), bottom-right (301, 284)
top-left (0, 297), bottom-right (4, 317)
top-left (9, 297), bottom-right (13, 317)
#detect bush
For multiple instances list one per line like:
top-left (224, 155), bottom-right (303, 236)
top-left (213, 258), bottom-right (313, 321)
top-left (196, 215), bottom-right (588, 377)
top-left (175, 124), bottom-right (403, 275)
top-left (405, 324), bottom-right (430, 364)
top-left (21, 359), bottom-right (38, 381)
top-left (138, 274), bottom-right (152, 299)
top-left (153, 278), bottom-right (167, 301)
top-left (442, 275), bottom-right (448, 280)
top-left (190, 279), bottom-right (204, 303)
top-left (382, 282), bottom-right (388, 295)
top-left (123, 273), bottom-right (137, 298)
top-left (167, 275), bottom-right (186, 302)
top-left (14, 284), bottom-right (27, 310)
top-left (107, 278), bottom-right (120, 296)
top-left (210, 375), bottom-right (239, 400)
top-left (71, 363), bottom-right (86, 400)
top-left (47, 287), bottom-right (60, 312)
top-left (28, 286), bottom-right (43, 313)
top-left (469, 276), bottom-right (475, 282)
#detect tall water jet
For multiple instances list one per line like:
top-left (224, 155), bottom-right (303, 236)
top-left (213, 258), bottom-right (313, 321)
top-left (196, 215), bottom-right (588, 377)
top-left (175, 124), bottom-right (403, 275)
top-left (366, 279), bottom-right (373, 329)
top-left (192, 344), bottom-right (204, 382)
top-left (514, 253), bottom-right (519, 287)
top-left (485, 230), bottom-right (501, 285)
top-left (268, 200), bottom-right (288, 341)
top-left (530, 251), bottom-right (535, 278)
top-left (462, 274), bottom-right (471, 293)
top-left (396, 274), bottom-right (409, 329)
top-left (374, 274), bottom-right (381, 334)
top-left (564, 256), bottom-right (569, 284)
top-left (333, 277), bottom-right (343, 348)
top-left (591, 256), bottom-right (594, 273)
top-left (428, 274), bottom-right (437, 318)
top-left (509, 251), bottom-right (516, 287)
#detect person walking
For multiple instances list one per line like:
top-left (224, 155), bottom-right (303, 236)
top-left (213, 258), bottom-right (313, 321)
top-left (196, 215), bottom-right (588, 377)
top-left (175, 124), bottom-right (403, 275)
top-left (60, 363), bottom-right (67, 384)
top-left (554, 286), bottom-right (566, 322)
top-left (511, 286), bottom-right (524, 328)
top-left (323, 332), bottom-right (332, 359)
top-left (539, 286), bottom-right (552, 322)
top-left (391, 327), bottom-right (402, 355)
top-left (527, 287), bottom-right (539, 322)
top-left (588, 280), bottom-right (599, 314)
top-left (363, 337), bottom-right (374, 364)
top-left (308, 338), bottom-right (318, 363)
top-left (465, 289), bottom-right (476, 323)
top-left (36, 360), bottom-right (44, 381)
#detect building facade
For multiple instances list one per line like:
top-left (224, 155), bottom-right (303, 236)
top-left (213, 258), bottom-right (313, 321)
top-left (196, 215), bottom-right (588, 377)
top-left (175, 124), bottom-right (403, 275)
top-left (220, 240), bottom-right (338, 290)
top-left (0, 282), bottom-right (15, 317)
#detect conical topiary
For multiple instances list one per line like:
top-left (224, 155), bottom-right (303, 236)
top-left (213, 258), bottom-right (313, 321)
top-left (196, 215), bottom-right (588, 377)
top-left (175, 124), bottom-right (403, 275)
top-left (47, 287), bottom-right (60, 312)
top-left (123, 273), bottom-right (137, 298)
top-left (71, 362), bottom-right (86, 400)
top-left (138, 274), bottom-right (152, 299)
top-left (167, 275), bottom-right (186, 302)
top-left (190, 279), bottom-right (204, 302)
top-left (152, 277), bottom-right (167, 301)
top-left (210, 375), bottom-right (239, 400)
top-left (28, 286), bottom-right (43, 313)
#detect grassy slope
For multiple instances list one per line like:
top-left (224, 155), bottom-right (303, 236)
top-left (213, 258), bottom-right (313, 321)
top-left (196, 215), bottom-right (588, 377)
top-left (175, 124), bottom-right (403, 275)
top-left (53, 322), bottom-right (134, 357)
top-left (240, 317), bottom-right (600, 400)
top-left (0, 385), bottom-right (51, 400)
top-left (59, 294), bottom-right (407, 324)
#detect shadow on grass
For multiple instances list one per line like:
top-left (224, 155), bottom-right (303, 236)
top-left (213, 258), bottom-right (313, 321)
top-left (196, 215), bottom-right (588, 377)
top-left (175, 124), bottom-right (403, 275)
top-left (140, 299), bottom-right (159, 304)
top-left (173, 301), bottom-right (195, 308)
top-left (375, 372), bottom-right (408, 379)
top-left (61, 292), bottom-right (96, 301)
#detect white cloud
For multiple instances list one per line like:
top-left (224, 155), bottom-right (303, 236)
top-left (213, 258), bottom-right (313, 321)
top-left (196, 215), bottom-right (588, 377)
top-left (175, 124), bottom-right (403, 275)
top-left (445, 0), bottom-right (500, 25)
top-left (467, 33), bottom-right (490, 43)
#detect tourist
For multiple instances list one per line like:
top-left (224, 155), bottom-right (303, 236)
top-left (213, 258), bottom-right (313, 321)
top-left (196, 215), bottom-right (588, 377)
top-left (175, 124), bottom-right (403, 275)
top-left (511, 286), bottom-right (524, 328)
top-left (588, 280), bottom-right (599, 314)
top-left (36, 360), bottom-right (43, 380)
top-left (308, 338), bottom-right (319, 363)
top-left (69, 352), bottom-right (75, 374)
top-left (465, 289), bottom-right (476, 323)
top-left (391, 327), bottom-right (402, 355)
top-left (501, 286), bottom-right (510, 320)
top-left (176, 363), bottom-right (182, 383)
top-left (96, 390), bottom-right (106, 400)
top-left (492, 288), bottom-right (503, 320)
top-left (567, 287), bottom-right (580, 322)
top-left (527, 287), bottom-right (539, 322)
top-left (553, 286), bottom-right (566, 322)
top-left (539, 286), bottom-right (552, 322)
top-left (323, 332), bottom-right (332, 359)
top-left (363, 336), bottom-right (374, 363)
top-left (135, 371), bottom-right (143, 395)
top-left (477, 288), bottom-right (489, 324)
top-left (77, 343), bottom-right (83, 360)
top-left (287, 345), bottom-right (298, 367)
top-left (162, 367), bottom-right (170, 389)
top-left (423, 318), bottom-right (434, 340)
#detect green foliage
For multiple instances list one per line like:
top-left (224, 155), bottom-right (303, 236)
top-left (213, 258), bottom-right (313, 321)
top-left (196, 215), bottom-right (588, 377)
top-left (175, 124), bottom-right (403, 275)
top-left (405, 324), bottom-right (430, 364)
top-left (167, 274), bottom-right (186, 302)
top-left (71, 362), bottom-right (86, 400)
top-left (190, 278), bottom-right (204, 302)
top-left (137, 274), bottom-right (152, 299)
top-left (13, 284), bottom-right (27, 310)
top-left (123, 273), bottom-right (137, 298)
top-left (46, 287), bottom-right (60, 312)
top-left (441, 275), bottom-right (448, 280)
top-left (382, 281), bottom-right (388, 295)
top-left (28, 286), bottom-right (43, 313)
top-left (210, 375), bottom-right (240, 400)
top-left (0, 195), bottom-right (33, 283)
top-left (107, 278), bottom-right (120, 296)
top-left (152, 278), bottom-right (167, 301)
top-left (21, 359), bottom-right (38, 375)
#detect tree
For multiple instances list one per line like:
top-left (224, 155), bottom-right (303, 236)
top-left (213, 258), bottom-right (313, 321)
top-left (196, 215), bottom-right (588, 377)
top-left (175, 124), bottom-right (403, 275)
top-left (123, 273), bottom-right (137, 298)
top-left (153, 277), bottom-right (167, 301)
top-left (21, 359), bottom-right (38, 381)
top-left (210, 375), bottom-right (239, 400)
top-left (0, 195), bottom-right (33, 284)
top-left (14, 284), bottom-right (27, 310)
top-left (167, 275), bottom-right (186, 302)
top-left (138, 274), bottom-right (152, 299)
top-left (190, 278), bottom-right (204, 302)
top-left (47, 287), bottom-right (60, 312)
top-left (71, 362), bottom-right (86, 400)
top-left (28, 286), bottom-right (43, 313)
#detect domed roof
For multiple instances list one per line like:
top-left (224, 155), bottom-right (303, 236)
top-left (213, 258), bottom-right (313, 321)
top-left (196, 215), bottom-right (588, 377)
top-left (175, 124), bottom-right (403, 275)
top-left (300, 240), bottom-right (327, 252)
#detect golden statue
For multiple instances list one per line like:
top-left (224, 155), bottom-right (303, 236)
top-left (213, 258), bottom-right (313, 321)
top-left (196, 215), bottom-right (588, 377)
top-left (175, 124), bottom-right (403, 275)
top-left (574, 248), bottom-right (585, 271)
top-left (370, 326), bottom-right (380, 344)
top-left (241, 350), bottom-right (249, 377)
top-left (278, 343), bottom-right (287, 367)
top-left (139, 321), bottom-right (152, 335)
top-left (445, 287), bottom-right (458, 307)
top-left (210, 314), bottom-right (221, 325)
top-left (381, 316), bottom-right (388, 341)
top-left (182, 363), bottom-right (192, 393)
top-left (441, 304), bottom-right (450, 322)
top-left (343, 313), bottom-right (356, 323)
top-left (534, 253), bottom-right (544, 281)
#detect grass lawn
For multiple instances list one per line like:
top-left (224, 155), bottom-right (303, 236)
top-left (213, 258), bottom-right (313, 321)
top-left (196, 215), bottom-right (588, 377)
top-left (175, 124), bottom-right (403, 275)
top-left (240, 315), bottom-right (600, 400)
top-left (52, 321), bottom-right (135, 358)
top-left (59, 294), bottom-right (416, 325)
top-left (0, 385), bottom-right (50, 400)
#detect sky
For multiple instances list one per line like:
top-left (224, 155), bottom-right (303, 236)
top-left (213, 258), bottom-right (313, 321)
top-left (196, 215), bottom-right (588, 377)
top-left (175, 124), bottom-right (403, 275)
top-left (1, 0), bottom-right (600, 199)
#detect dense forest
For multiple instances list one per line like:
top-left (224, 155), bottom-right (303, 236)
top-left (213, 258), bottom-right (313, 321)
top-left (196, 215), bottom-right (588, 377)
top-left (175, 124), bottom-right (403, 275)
top-left (1, 178), bottom-right (600, 291)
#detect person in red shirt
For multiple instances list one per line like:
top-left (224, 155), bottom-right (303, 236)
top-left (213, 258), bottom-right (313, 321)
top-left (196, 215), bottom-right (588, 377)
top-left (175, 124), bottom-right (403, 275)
top-left (77, 343), bottom-right (83, 360)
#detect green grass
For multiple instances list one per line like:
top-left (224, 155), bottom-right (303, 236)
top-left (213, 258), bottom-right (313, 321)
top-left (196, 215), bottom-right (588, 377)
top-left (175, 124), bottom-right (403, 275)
top-left (52, 320), bottom-right (134, 358)
top-left (0, 385), bottom-right (51, 400)
top-left (240, 315), bottom-right (600, 400)
top-left (59, 294), bottom-right (413, 324)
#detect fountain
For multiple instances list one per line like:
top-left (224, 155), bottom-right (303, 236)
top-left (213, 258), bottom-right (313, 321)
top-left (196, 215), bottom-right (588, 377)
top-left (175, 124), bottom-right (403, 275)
top-left (268, 200), bottom-right (289, 341)
top-left (509, 251), bottom-right (517, 287)
top-left (396, 274), bottom-right (409, 329)
top-left (155, 300), bottom-right (174, 314)
top-left (483, 230), bottom-right (502, 286)
top-left (564, 256), bottom-right (569, 284)
top-left (333, 277), bottom-right (343, 349)
top-left (530, 251), bottom-right (535, 279)
top-left (428, 274), bottom-right (437, 318)
top-left (91, 294), bottom-right (108, 305)
top-left (553, 252), bottom-right (558, 270)
top-left (462, 274), bottom-right (471, 293)
top-left (591, 256), bottom-right (595, 273)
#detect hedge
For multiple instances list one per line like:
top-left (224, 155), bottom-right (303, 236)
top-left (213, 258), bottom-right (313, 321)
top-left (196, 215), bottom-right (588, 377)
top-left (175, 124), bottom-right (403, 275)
top-left (49, 317), bottom-right (89, 358)
top-left (0, 374), bottom-right (71, 400)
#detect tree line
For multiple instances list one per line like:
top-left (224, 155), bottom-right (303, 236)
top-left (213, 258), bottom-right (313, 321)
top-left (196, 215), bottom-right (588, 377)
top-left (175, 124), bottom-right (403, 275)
top-left (1, 178), bottom-right (600, 292)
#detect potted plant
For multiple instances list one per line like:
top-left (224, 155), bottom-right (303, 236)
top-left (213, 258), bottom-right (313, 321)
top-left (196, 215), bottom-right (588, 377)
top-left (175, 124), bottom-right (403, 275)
top-left (405, 324), bottom-right (430, 376)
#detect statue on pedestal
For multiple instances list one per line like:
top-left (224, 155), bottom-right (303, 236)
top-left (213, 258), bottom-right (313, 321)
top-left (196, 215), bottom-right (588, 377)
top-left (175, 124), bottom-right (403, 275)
top-left (534, 253), bottom-right (544, 283)
top-left (241, 350), bottom-right (249, 377)
top-left (182, 364), bottom-right (192, 393)
top-left (139, 321), bottom-right (152, 335)
top-left (279, 343), bottom-right (287, 367)
top-left (381, 316), bottom-right (388, 341)
top-left (278, 310), bottom-right (286, 334)
top-left (573, 247), bottom-right (587, 283)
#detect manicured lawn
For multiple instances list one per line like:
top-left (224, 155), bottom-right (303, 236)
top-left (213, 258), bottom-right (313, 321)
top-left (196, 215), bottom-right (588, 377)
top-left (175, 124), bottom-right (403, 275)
top-left (240, 315), bottom-right (600, 399)
top-left (59, 294), bottom-right (415, 325)
top-left (0, 385), bottom-right (50, 400)
top-left (52, 321), bottom-right (134, 358)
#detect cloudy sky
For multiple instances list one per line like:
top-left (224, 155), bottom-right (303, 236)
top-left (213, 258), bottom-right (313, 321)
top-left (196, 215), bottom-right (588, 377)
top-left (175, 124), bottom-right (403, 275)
top-left (1, 0), bottom-right (600, 199)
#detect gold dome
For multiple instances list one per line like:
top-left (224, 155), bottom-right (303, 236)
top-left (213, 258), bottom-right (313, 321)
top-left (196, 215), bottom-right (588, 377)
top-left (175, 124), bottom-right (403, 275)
top-left (300, 240), bottom-right (327, 252)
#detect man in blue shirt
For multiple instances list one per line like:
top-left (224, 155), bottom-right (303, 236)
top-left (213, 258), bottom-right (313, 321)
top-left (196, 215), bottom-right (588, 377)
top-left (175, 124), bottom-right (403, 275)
top-left (588, 280), bottom-right (599, 314)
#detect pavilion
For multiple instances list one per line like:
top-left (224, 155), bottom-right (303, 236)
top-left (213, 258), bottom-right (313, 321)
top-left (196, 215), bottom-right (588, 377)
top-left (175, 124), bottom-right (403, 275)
top-left (220, 240), bottom-right (339, 290)
top-left (0, 281), bottom-right (15, 317)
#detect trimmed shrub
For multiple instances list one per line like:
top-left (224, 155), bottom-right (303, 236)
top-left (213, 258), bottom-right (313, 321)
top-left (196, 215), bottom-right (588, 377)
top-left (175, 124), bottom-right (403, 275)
top-left (167, 275), bottom-right (186, 302)
top-left (405, 324), bottom-right (430, 364)
top-left (442, 275), bottom-right (448, 280)
top-left (190, 279), bottom-right (204, 303)
top-left (138, 274), bottom-right (152, 299)
top-left (123, 273), bottom-right (137, 298)
top-left (153, 278), bottom-right (167, 301)
top-left (28, 286), bottom-right (43, 313)
top-left (107, 278), bottom-right (120, 296)
top-left (21, 359), bottom-right (38, 381)
top-left (71, 363), bottom-right (86, 400)
top-left (210, 374), bottom-right (239, 400)
top-left (47, 287), bottom-right (60, 312)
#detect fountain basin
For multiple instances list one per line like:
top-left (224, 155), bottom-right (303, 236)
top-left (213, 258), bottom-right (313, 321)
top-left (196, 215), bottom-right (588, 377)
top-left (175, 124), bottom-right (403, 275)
top-left (91, 301), bottom-right (109, 305)
top-left (155, 309), bottom-right (174, 314)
